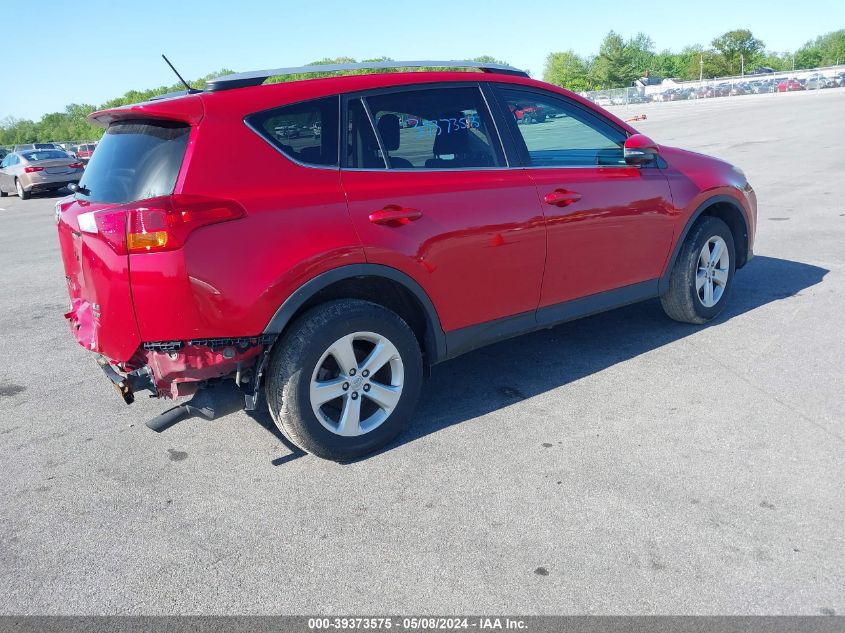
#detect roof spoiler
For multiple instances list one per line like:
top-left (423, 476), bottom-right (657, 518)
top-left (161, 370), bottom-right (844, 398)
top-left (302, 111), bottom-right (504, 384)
top-left (206, 60), bottom-right (529, 92)
top-left (88, 93), bottom-right (204, 127)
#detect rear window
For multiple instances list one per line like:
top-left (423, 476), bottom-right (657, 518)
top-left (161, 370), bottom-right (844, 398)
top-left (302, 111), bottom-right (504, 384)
top-left (22, 150), bottom-right (68, 161)
top-left (76, 120), bottom-right (190, 204)
top-left (247, 96), bottom-right (339, 167)
top-left (34, 143), bottom-right (57, 149)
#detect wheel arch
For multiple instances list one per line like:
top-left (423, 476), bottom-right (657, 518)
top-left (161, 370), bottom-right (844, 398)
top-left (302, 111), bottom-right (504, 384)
top-left (659, 194), bottom-right (750, 295)
top-left (263, 264), bottom-right (447, 367)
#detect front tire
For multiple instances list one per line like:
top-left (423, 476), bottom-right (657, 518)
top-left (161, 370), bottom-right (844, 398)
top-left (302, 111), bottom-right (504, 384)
top-left (265, 299), bottom-right (423, 461)
top-left (661, 216), bottom-right (736, 324)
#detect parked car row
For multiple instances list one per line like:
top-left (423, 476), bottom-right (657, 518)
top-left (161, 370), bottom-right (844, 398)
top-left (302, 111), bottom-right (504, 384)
top-left (0, 148), bottom-right (84, 199)
top-left (585, 71), bottom-right (845, 106)
top-left (1, 141), bottom-right (97, 162)
top-left (0, 141), bottom-right (100, 199)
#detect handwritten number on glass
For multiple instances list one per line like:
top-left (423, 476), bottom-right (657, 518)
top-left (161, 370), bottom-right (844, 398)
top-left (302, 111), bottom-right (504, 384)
top-left (409, 113), bottom-right (481, 140)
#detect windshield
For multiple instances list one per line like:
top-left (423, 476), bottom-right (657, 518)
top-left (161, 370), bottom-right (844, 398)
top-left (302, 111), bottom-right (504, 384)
top-left (77, 120), bottom-right (190, 204)
top-left (23, 150), bottom-right (69, 161)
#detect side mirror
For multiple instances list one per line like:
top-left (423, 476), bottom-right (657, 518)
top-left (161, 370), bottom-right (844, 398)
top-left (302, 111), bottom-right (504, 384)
top-left (67, 183), bottom-right (80, 194)
top-left (624, 133), bottom-right (659, 165)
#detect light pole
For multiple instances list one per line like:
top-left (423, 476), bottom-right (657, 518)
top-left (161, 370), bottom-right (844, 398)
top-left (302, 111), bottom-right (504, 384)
top-left (741, 54), bottom-right (744, 78)
top-left (700, 56), bottom-right (704, 83)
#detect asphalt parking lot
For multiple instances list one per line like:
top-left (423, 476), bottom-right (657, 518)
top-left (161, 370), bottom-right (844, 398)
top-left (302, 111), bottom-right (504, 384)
top-left (1, 89), bottom-right (843, 615)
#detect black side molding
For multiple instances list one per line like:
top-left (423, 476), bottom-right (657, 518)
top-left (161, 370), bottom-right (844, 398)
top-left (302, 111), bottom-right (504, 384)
top-left (536, 279), bottom-right (659, 327)
top-left (444, 280), bottom-right (660, 360)
top-left (265, 273), bottom-right (665, 367)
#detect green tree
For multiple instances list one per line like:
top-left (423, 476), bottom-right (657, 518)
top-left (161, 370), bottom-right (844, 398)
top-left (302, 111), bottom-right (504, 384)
top-left (627, 33), bottom-right (656, 77)
top-left (543, 51), bottom-right (591, 91)
top-left (652, 48), bottom-right (696, 79)
top-left (592, 31), bottom-right (638, 88)
top-left (751, 51), bottom-right (791, 72)
top-left (711, 29), bottom-right (765, 74)
top-left (794, 30), bottom-right (845, 68)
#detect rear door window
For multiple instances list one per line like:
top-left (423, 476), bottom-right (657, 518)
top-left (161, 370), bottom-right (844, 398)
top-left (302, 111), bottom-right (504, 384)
top-left (76, 120), bottom-right (190, 204)
top-left (247, 96), bottom-right (339, 167)
top-left (352, 86), bottom-right (504, 169)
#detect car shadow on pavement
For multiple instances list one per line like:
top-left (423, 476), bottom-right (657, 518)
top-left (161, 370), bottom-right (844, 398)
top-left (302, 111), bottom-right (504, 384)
top-left (251, 255), bottom-right (827, 464)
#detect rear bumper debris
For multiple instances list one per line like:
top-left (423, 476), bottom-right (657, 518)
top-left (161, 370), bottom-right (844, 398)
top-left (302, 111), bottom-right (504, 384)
top-left (95, 356), bottom-right (155, 405)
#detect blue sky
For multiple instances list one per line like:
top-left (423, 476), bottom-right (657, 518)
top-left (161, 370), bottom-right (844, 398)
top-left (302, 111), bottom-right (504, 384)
top-left (3, 0), bottom-right (843, 120)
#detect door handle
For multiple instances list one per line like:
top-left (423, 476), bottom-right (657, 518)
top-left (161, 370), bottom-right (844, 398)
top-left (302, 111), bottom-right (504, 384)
top-left (368, 205), bottom-right (423, 225)
top-left (543, 189), bottom-right (582, 207)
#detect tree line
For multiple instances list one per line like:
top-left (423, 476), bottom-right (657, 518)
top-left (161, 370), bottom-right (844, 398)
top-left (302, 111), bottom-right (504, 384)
top-left (544, 29), bottom-right (845, 92)
top-left (1, 31), bottom-right (843, 145)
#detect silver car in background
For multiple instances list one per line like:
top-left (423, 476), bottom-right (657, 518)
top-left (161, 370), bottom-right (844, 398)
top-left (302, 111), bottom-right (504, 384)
top-left (0, 149), bottom-right (84, 200)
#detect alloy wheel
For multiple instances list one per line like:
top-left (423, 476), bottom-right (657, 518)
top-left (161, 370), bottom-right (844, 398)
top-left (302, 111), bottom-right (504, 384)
top-left (309, 331), bottom-right (404, 437)
top-left (696, 235), bottom-right (730, 308)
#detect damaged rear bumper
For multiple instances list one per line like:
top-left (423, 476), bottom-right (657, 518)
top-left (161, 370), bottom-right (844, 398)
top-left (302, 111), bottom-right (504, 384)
top-left (94, 334), bottom-right (276, 406)
top-left (95, 356), bottom-right (155, 404)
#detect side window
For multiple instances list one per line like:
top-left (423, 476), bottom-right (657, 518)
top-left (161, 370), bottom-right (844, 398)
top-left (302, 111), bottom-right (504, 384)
top-left (500, 88), bottom-right (625, 167)
top-left (247, 96), bottom-right (339, 167)
top-left (0, 156), bottom-right (8, 168)
top-left (357, 86), bottom-right (503, 169)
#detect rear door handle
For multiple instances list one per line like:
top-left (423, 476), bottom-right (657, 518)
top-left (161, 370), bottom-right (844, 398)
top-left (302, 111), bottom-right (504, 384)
top-left (368, 205), bottom-right (423, 225)
top-left (543, 189), bottom-right (582, 207)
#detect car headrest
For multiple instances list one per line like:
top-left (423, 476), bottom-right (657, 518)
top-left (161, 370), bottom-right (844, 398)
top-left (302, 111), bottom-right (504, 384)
top-left (433, 111), bottom-right (471, 156)
top-left (377, 114), bottom-right (402, 151)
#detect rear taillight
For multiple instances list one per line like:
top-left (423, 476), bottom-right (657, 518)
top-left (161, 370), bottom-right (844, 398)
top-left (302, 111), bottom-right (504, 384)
top-left (68, 162), bottom-right (84, 169)
top-left (77, 195), bottom-right (245, 255)
top-left (24, 166), bottom-right (44, 173)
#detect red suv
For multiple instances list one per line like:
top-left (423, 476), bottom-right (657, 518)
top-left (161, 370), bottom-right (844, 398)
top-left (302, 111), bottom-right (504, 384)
top-left (75, 143), bottom-right (98, 163)
top-left (56, 61), bottom-right (756, 460)
top-left (777, 79), bottom-right (804, 92)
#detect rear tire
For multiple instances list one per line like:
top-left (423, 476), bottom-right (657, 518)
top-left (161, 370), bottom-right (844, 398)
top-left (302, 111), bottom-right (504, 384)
top-left (660, 216), bottom-right (736, 324)
top-left (15, 179), bottom-right (29, 200)
top-left (265, 299), bottom-right (423, 461)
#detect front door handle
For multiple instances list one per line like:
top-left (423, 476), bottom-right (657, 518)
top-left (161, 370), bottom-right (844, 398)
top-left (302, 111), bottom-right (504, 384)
top-left (543, 189), bottom-right (582, 207)
top-left (368, 205), bottom-right (423, 225)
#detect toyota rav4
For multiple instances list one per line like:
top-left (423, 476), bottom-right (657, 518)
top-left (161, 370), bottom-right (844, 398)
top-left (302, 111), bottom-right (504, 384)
top-left (56, 60), bottom-right (756, 460)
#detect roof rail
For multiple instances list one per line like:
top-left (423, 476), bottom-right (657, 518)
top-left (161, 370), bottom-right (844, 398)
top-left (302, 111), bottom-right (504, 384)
top-left (205, 60), bottom-right (529, 92)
